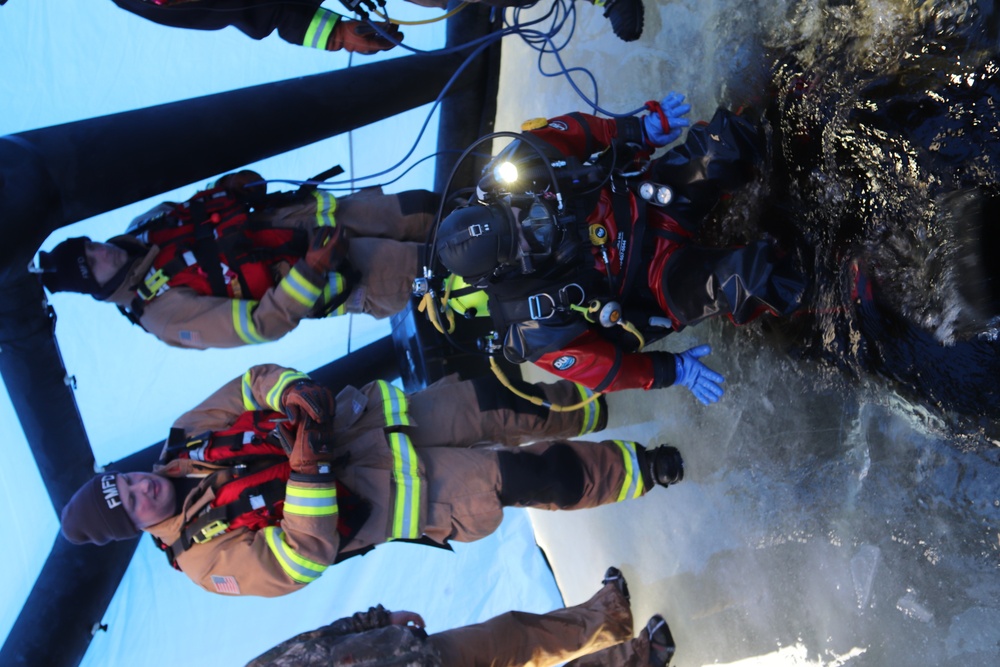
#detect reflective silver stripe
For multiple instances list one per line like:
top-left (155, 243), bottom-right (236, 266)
top-left (279, 267), bottom-right (322, 307)
top-left (614, 440), bottom-right (644, 501)
top-left (233, 300), bottom-right (267, 345)
top-left (576, 384), bottom-right (599, 435)
top-left (303, 10), bottom-right (338, 49)
top-left (284, 485), bottom-right (338, 517)
top-left (266, 370), bottom-right (308, 411)
top-left (388, 432), bottom-right (420, 539)
top-left (264, 527), bottom-right (327, 584)
top-left (378, 380), bottom-right (410, 427)
top-left (242, 371), bottom-right (263, 411)
top-left (313, 190), bottom-right (337, 227)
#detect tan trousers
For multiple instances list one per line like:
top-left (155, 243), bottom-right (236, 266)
top-left (406, 373), bottom-right (608, 448)
top-left (429, 581), bottom-right (651, 667)
top-left (259, 187), bottom-right (434, 319)
top-left (419, 438), bottom-right (649, 545)
top-left (337, 188), bottom-right (435, 318)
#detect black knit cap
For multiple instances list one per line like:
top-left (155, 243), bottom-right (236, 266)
top-left (37, 237), bottom-right (102, 296)
top-left (60, 472), bottom-right (141, 546)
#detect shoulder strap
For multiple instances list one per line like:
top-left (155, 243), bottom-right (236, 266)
top-left (610, 188), bottom-right (648, 298)
top-left (164, 475), bottom-right (287, 563)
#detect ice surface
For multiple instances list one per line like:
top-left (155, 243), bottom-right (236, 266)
top-left (502, 3), bottom-right (1000, 665)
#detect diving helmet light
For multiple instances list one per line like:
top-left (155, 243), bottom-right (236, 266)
top-left (495, 161), bottom-right (518, 185)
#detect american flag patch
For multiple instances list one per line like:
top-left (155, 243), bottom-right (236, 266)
top-left (211, 575), bottom-right (241, 595)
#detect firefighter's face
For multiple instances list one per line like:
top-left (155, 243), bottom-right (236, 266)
top-left (116, 472), bottom-right (176, 530)
top-left (84, 241), bottom-right (129, 287)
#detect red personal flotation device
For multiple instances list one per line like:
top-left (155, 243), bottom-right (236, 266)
top-left (133, 188), bottom-right (307, 303)
top-left (156, 410), bottom-right (368, 568)
top-left (157, 410), bottom-right (292, 566)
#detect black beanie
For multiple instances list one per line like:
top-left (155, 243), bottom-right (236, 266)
top-left (60, 472), bottom-right (141, 546)
top-left (37, 237), bottom-right (102, 296)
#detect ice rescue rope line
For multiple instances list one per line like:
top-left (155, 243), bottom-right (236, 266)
top-left (489, 358), bottom-right (603, 412)
top-left (373, 2), bottom-right (468, 25)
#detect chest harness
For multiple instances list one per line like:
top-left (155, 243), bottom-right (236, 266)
top-left (153, 410), bottom-right (366, 568)
top-left (121, 188), bottom-right (311, 323)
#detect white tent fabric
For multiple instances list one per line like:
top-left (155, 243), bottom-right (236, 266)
top-left (0, 2), bottom-right (564, 663)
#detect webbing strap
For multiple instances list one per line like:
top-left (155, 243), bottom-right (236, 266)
top-left (167, 476), bottom-right (286, 560)
top-left (610, 187), bottom-right (648, 299)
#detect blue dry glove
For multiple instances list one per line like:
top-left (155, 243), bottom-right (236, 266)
top-left (642, 92), bottom-right (692, 147)
top-left (674, 344), bottom-right (725, 405)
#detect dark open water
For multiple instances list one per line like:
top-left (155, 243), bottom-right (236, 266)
top-left (626, 3), bottom-right (1000, 664)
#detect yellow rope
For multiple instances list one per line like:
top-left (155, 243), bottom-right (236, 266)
top-left (489, 358), bottom-right (603, 412)
top-left (373, 2), bottom-right (468, 26)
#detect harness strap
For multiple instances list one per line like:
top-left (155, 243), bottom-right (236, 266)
top-left (166, 476), bottom-right (287, 562)
top-left (611, 187), bottom-right (648, 298)
top-left (649, 227), bottom-right (689, 243)
top-left (566, 112), bottom-right (597, 156)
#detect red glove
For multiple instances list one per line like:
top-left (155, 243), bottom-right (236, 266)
top-left (282, 381), bottom-right (336, 424)
top-left (327, 19), bottom-right (401, 54)
top-left (303, 227), bottom-right (348, 277)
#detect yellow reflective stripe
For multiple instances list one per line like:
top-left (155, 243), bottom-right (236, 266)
top-left (312, 190), bottom-right (337, 227)
top-left (263, 526), bottom-right (327, 584)
top-left (232, 300), bottom-right (267, 345)
top-left (302, 8), bottom-right (339, 49)
top-left (242, 370), bottom-right (263, 411)
top-left (614, 440), bottom-right (645, 502)
top-left (388, 432), bottom-right (420, 540)
top-left (377, 380), bottom-right (410, 427)
top-left (328, 272), bottom-right (347, 297)
top-left (266, 370), bottom-right (309, 412)
top-left (279, 266), bottom-right (322, 308)
top-left (284, 483), bottom-right (338, 517)
top-left (575, 384), bottom-right (600, 435)
top-left (321, 272), bottom-right (348, 318)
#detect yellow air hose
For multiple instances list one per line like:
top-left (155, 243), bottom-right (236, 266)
top-left (489, 357), bottom-right (603, 412)
top-left (374, 2), bottom-right (468, 26)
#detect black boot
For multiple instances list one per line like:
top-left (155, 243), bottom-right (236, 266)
top-left (644, 445), bottom-right (684, 488)
top-left (598, 0), bottom-right (644, 42)
top-left (602, 566), bottom-right (631, 601)
top-left (646, 615), bottom-right (676, 666)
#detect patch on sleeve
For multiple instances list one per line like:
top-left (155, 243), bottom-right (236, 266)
top-left (548, 120), bottom-right (569, 132)
top-left (211, 574), bottom-right (241, 595)
top-left (178, 330), bottom-right (202, 344)
top-left (553, 355), bottom-right (577, 371)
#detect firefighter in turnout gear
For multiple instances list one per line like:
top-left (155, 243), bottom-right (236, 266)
top-left (246, 568), bottom-right (677, 666)
top-left (109, 0), bottom-right (647, 49)
top-left (59, 364), bottom-right (685, 598)
top-left (37, 171), bottom-right (437, 349)
top-left (110, 1), bottom-right (402, 55)
top-left (427, 95), bottom-right (808, 403)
